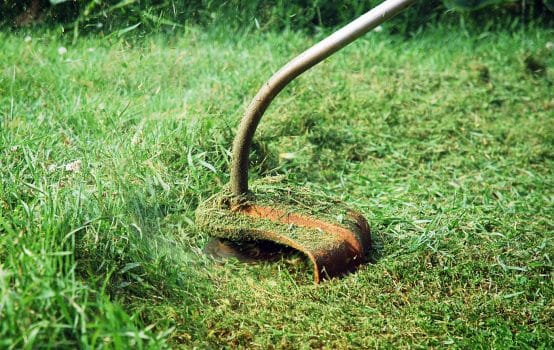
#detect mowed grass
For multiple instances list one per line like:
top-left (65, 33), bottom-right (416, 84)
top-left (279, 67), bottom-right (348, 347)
top-left (0, 25), bottom-right (553, 348)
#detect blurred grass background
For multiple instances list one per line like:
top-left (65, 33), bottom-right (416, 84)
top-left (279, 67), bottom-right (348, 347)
top-left (2, 0), bottom-right (554, 36)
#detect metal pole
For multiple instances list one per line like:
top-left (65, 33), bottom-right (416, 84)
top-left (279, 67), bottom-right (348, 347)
top-left (230, 0), bottom-right (416, 196)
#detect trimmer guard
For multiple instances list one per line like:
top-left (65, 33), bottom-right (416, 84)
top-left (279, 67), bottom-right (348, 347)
top-left (196, 180), bottom-right (371, 283)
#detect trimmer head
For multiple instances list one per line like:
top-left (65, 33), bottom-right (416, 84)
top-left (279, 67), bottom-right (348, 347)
top-left (196, 179), bottom-right (371, 283)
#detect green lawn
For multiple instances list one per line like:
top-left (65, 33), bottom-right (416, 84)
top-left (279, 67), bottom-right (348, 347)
top-left (0, 25), bottom-right (553, 348)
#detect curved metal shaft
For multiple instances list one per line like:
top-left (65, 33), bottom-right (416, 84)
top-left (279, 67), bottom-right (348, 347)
top-left (230, 0), bottom-right (415, 195)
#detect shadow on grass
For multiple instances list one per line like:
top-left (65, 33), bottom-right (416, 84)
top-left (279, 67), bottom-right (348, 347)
top-left (367, 230), bottom-right (385, 264)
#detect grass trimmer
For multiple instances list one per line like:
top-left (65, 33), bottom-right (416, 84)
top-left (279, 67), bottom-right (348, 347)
top-left (196, 0), bottom-right (415, 283)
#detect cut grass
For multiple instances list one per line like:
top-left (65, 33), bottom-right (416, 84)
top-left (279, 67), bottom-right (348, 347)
top-left (0, 25), bottom-right (553, 348)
